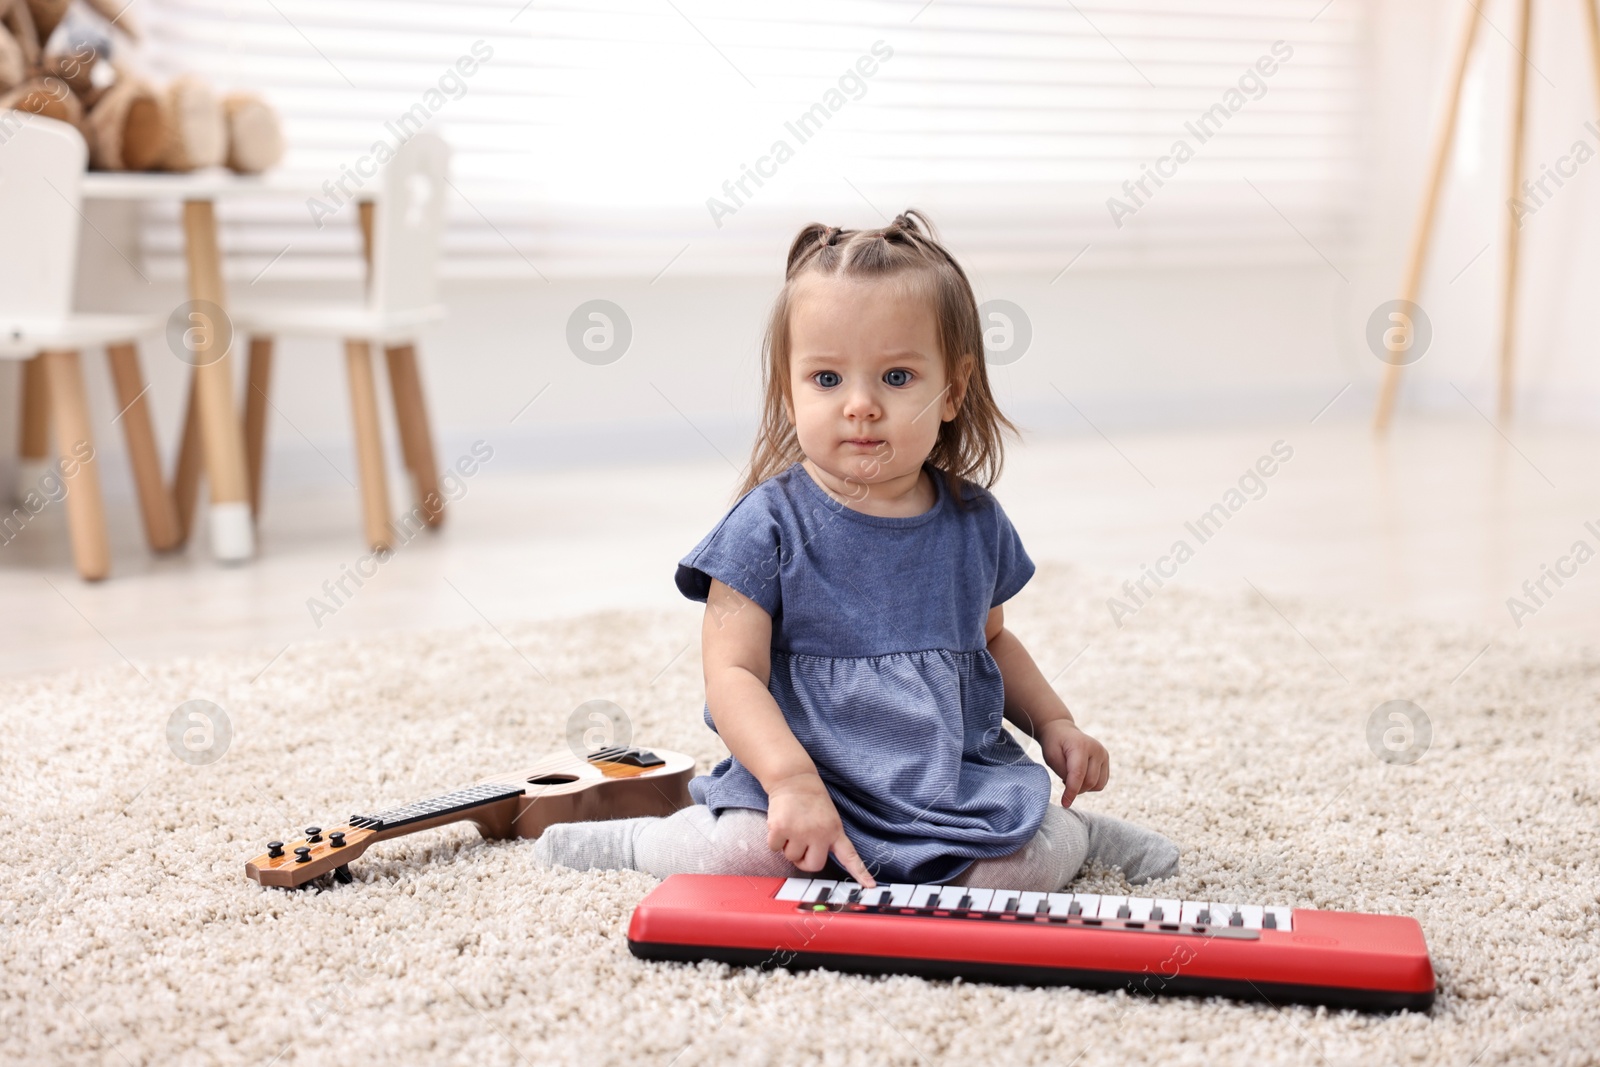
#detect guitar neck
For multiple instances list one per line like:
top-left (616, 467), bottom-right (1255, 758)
top-left (351, 781), bottom-right (530, 841)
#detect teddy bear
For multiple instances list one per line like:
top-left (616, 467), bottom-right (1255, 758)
top-left (0, 0), bottom-right (284, 173)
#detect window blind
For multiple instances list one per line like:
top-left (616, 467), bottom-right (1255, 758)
top-left (130, 0), bottom-right (1370, 280)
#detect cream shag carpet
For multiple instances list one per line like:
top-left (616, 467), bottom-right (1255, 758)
top-left (3, 562), bottom-right (1598, 1066)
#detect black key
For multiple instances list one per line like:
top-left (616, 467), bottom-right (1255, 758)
top-left (1229, 913), bottom-right (1244, 927)
top-left (847, 888), bottom-right (862, 904)
top-left (1116, 905), bottom-right (1132, 919)
top-left (957, 894), bottom-right (973, 911)
top-left (815, 887), bottom-right (832, 904)
top-left (1068, 901), bottom-right (1083, 916)
top-left (1149, 906), bottom-right (1164, 921)
top-left (876, 889), bottom-right (892, 907)
top-left (1263, 913), bottom-right (1277, 929)
top-left (1196, 909), bottom-right (1211, 925)
top-left (1004, 896), bottom-right (1020, 913)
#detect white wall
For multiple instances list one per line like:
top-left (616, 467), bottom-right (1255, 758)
top-left (6, 0), bottom-right (1598, 501)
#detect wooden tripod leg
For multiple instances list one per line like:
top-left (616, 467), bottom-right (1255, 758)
top-left (173, 372), bottom-right (203, 546)
top-left (243, 336), bottom-right (274, 518)
top-left (385, 343), bottom-right (444, 526)
top-left (1497, 0), bottom-right (1533, 423)
top-left (106, 342), bottom-right (181, 552)
top-left (345, 339), bottom-right (392, 552)
top-left (1585, 0), bottom-right (1600, 108)
top-left (1374, 0), bottom-right (1484, 433)
top-left (40, 350), bottom-right (110, 580)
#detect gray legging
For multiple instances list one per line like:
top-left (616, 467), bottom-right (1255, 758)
top-left (533, 802), bottom-right (1178, 890)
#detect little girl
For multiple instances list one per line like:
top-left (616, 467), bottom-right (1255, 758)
top-left (536, 210), bottom-right (1178, 890)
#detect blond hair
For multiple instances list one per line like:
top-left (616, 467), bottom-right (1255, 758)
top-left (735, 209), bottom-right (1020, 510)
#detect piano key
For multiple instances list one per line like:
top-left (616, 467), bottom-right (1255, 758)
top-left (1046, 892), bottom-right (1076, 918)
top-left (884, 883), bottom-right (917, 908)
top-left (800, 880), bottom-right (838, 904)
top-left (1208, 903), bottom-right (1237, 927)
top-left (775, 878), bottom-right (812, 901)
top-left (1125, 897), bottom-right (1155, 922)
top-left (1180, 900), bottom-right (1206, 925)
top-left (1096, 895), bottom-right (1129, 920)
top-left (834, 882), bottom-right (863, 905)
top-left (1017, 891), bottom-right (1049, 917)
top-left (1072, 894), bottom-right (1101, 919)
top-left (1264, 906), bottom-right (1293, 932)
top-left (1153, 898), bottom-right (1181, 924)
top-left (937, 886), bottom-right (969, 910)
top-left (985, 889), bottom-right (1023, 914)
top-left (962, 888), bottom-right (995, 912)
top-left (913, 884), bottom-right (945, 909)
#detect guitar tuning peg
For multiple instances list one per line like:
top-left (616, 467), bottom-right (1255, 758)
top-left (305, 827), bottom-right (322, 842)
top-left (294, 846), bottom-right (312, 863)
top-left (329, 832), bottom-right (346, 848)
top-left (267, 841), bottom-right (284, 858)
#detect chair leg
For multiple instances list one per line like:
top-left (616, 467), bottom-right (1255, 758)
top-left (344, 339), bottom-right (392, 552)
top-left (40, 350), bottom-right (110, 580)
top-left (384, 342), bottom-right (444, 527)
top-left (106, 342), bottom-right (182, 552)
top-left (16, 355), bottom-right (51, 502)
top-left (243, 336), bottom-right (274, 519)
top-left (172, 373), bottom-right (203, 546)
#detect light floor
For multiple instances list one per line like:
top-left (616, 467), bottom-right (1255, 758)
top-left (3, 416), bottom-right (1597, 679)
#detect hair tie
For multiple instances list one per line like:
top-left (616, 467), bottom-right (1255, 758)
top-left (824, 226), bottom-right (840, 246)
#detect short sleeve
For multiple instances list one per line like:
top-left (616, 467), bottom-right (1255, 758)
top-left (674, 493), bottom-right (784, 618)
top-left (990, 498), bottom-right (1035, 608)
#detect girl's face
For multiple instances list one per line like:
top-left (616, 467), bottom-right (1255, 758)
top-left (783, 274), bottom-right (967, 497)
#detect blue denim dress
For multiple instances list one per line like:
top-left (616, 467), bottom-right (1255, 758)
top-left (674, 459), bottom-right (1048, 884)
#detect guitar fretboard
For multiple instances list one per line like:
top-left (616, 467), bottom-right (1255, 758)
top-left (349, 782), bottom-right (526, 831)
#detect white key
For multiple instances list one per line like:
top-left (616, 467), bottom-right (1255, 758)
top-left (1046, 892), bottom-right (1076, 918)
top-left (775, 878), bottom-right (812, 901)
top-left (912, 884), bottom-right (945, 909)
top-left (1236, 905), bottom-right (1265, 930)
top-left (1097, 895), bottom-right (1130, 920)
top-left (1125, 897), bottom-right (1155, 922)
top-left (1072, 893), bottom-right (1101, 919)
top-left (962, 888), bottom-right (995, 912)
top-left (883, 883), bottom-right (917, 908)
top-left (1152, 898), bottom-right (1181, 923)
top-left (1209, 902), bottom-right (1237, 927)
top-left (1263, 906), bottom-right (1293, 932)
top-left (833, 882), bottom-right (863, 905)
top-left (937, 886), bottom-right (969, 910)
top-left (986, 889), bottom-right (1024, 914)
top-left (1017, 891), bottom-right (1049, 917)
top-left (800, 880), bottom-right (838, 904)
top-left (1180, 900), bottom-right (1207, 925)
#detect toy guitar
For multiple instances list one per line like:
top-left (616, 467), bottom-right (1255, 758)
top-left (245, 745), bottom-right (694, 888)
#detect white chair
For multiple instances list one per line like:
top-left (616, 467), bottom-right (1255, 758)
top-left (230, 131), bottom-right (449, 551)
top-left (1, 111), bottom-right (178, 580)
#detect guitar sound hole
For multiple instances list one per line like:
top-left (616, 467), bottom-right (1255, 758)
top-left (527, 774), bottom-right (579, 785)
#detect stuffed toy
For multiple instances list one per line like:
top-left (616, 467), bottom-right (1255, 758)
top-left (0, 0), bottom-right (284, 173)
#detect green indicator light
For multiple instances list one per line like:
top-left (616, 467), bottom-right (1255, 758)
top-left (813, 904), bottom-right (826, 911)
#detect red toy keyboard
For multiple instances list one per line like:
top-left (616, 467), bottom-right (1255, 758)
top-left (627, 875), bottom-right (1436, 1011)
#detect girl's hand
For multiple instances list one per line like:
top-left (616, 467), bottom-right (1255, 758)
top-left (766, 773), bottom-right (877, 887)
top-left (1039, 720), bottom-right (1109, 807)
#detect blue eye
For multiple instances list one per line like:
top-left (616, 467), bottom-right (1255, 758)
top-left (814, 371), bottom-right (841, 388)
top-left (884, 369), bottom-right (912, 387)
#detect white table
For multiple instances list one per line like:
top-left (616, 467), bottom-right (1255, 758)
top-left (80, 170), bottom-right (375, 562)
